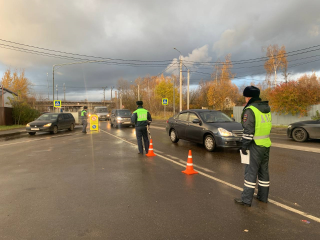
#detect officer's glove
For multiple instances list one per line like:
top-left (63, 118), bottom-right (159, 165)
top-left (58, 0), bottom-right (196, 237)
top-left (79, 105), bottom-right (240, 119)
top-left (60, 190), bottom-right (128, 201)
top-left (241, 147), bottom-right (248, 155)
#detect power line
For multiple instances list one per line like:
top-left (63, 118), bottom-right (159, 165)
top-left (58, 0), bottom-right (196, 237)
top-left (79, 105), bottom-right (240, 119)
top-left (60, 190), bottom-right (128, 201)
top-left (1, 38), bottom-right (320, 66)
top-left (0, 38), bottom-right (173, 63)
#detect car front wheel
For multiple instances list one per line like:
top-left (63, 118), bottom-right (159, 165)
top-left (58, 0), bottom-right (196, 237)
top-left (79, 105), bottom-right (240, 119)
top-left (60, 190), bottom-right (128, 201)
top-left (68, 123), bottom-right (74, 131)
top-left (51, 126), bottom-right (58, 134)
top-left (292, 127), bottom-right (308, 142)
top-left (204, 135), bottom-right (216, 152)
top-left (170, 129), bottom-right (179, 143)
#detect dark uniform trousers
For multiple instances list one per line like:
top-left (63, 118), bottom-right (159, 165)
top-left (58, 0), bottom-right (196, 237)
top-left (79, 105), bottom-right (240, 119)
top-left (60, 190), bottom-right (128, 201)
top-left (82, 119), bottom-right (87, 133)
top-left (241, 142), bottom-right (270, 204)
top-left (135, 126), bottom-right (149, 154)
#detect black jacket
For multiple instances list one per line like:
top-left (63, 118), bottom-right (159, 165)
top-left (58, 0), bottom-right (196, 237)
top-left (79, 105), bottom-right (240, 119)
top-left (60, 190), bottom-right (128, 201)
top-left (242, 100), bottom-right (271, 149)
top-left (131, 106), bottom-right (152, 127)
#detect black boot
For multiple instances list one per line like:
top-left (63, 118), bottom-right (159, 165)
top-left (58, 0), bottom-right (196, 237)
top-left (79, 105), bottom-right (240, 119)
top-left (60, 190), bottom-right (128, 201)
top-left (234, 198), bottom-right (251, 207)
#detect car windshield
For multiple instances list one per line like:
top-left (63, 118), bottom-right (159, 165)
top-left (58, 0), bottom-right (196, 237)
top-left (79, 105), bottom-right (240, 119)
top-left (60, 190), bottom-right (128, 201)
top-left (96, 108), bottom-right (108, 113)
top-left (117, 110), bottom-right (131, 116)
top-left (200, 111), bottom-right (233, 123)
top-left (37, 114), bottom-right (58, 121)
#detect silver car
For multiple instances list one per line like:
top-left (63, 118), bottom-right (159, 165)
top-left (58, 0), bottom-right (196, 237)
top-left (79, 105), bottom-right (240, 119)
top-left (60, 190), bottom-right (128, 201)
top-left (93, 106), bottom-right (110, 121)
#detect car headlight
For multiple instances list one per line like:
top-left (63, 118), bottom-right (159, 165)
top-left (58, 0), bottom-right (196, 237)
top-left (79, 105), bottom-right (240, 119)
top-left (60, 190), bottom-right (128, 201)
top-left (117, 117), bottom-right (122, 120)
top-left (288, 125), bottom-right (292, 128)
top-left (26, 123), bottom-right (30, 127)
top-left (218, 128), bottom-right (233, 137)
top-left (43, 123), bottom-right (52, 127)
top-left (107, 114), bottom-right (110, 116)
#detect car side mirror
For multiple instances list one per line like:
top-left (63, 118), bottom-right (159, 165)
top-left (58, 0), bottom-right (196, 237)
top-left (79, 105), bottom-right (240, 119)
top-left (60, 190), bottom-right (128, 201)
top-left (192, 119), bottom-right (201, 124)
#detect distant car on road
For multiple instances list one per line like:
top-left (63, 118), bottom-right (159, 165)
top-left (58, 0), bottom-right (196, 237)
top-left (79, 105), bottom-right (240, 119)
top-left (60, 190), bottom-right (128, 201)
top-left (287, 120), bottom-right (320, 142)
top-left (166, 109), bottom-right (243, 151)
top-left (110, 109), bottom-right (134, 128)
top-left (93, 106), bottom-right (110, 121)
top-left (26, 113), bottom-right (75, 135)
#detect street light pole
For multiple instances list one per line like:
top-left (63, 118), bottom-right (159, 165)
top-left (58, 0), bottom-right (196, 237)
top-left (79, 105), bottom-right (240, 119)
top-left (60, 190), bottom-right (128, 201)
top-left (187, 69), bottom-right (190, 110)
top-left (173, 76), bottom-right (175, 116)
top-left (174, 48), bottom-right (183, 112)
top-left (56, 84), bottom-right (58, 100)
top-left (47, 73), bottom-right (49, 100)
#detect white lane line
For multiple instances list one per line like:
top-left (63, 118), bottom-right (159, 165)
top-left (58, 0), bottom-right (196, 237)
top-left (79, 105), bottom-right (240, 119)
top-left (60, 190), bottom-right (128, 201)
top-left (0, 133), bottom-right (81, 147)
top-left (150, 126), bottom-right (166, 130)
top-left (272, 143), bottom-right (320, 154)
top-left (178, 160), bottom-right (215, 173)
top-left (101, 129), bottom-right (320, 223)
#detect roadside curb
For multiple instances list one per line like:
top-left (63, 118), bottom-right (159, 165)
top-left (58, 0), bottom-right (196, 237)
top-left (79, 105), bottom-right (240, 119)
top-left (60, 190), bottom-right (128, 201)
top-left (0, 127), bottom-right (82, 138)
top-left (271, 128), bottom-right (287, 135)
top-left (0, 130), bottom-right (26, 138)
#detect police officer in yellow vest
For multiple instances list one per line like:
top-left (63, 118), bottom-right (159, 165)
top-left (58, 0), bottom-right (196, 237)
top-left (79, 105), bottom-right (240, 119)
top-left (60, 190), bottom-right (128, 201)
top-left (131, 101), bottom-right (152, 154)
top-left (81, 106), bottom-right (88, 134)
top-left (235, 86), bottom-right (272, 207)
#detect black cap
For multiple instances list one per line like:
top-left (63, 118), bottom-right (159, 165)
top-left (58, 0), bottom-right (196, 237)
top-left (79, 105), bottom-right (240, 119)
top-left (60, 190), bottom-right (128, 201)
top-left (243, 86), bottom-right (260, 98)
top-left (136, 101), bottom-right (143, 106)
top-left (83, 106), bottom-right (88, 109)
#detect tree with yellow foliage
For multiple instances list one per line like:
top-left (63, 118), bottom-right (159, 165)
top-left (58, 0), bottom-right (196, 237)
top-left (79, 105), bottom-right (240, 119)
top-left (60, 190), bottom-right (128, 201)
top-left (1, 68), bottom-right (30, 98)
top-left (207, 55), bottom-right (239, 110)
top-left (263, 44), bottom-right (287, 87)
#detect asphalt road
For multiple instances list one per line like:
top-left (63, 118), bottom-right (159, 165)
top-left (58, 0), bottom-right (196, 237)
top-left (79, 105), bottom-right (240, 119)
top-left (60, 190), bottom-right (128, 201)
top-left (0, 122), bottom-right (319, 239)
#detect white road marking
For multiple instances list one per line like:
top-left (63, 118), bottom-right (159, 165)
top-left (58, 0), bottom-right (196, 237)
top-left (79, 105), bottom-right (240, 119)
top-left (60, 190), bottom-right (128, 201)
top-left (0, 133), bottom-right (81, 147)
top-left (272, 143), bottom-right (320, 154)
top-left (150, 126), bottom-right (166, 130)
top-left (101, 129), bottom-right (320, 223)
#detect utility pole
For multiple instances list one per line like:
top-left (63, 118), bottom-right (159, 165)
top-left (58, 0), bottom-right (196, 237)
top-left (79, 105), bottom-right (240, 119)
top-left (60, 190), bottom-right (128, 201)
top-left (179, 57), bottom-right (182, 112)
top-left (120, 92), bottom-right (122, 109)
top-left (115, 91), bottom-right (118, 108)
top-left (110, 86), bottom-right (114, 107)
top-left (102, 86), bottom-right (108, 105)
top-left (56, 84), bottom-right (58, 100)
top-left (173, 76), bottom-right (175, 116)
top-left (63, 83), bottom-right (66, 101)
top-left (47, 73), bottom-right (49, 100)
top-left (138, 84), bottom-right (140, 101)
top-left (187, 69), bottom-right (190, 110)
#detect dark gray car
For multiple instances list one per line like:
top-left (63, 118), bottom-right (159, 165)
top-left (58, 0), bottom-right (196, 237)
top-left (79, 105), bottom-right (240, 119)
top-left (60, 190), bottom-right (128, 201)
top-left (287, 120), bottom-right (320, 142)
top-left (166, 109), bottom-right (243, 151)
top-left (26, 113), bottom-right (75, 135)
top-left (110, 109), bottom-right (134, 128)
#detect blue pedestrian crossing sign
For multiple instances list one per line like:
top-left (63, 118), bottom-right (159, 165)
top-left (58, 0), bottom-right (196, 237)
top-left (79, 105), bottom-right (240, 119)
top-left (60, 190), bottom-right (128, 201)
top-left (54, 100), bottom-right (61, 108)
top-left (162, 98), bottom-right (168, 105)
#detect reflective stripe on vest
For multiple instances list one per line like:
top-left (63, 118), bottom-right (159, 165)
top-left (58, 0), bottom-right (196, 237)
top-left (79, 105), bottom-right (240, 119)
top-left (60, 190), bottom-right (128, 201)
top-left (133, 108), bottom-right (148, 121)
top-left (246, 105), bottom-right (272, 147)
top-left (81, 110), bottom-right (86, 117)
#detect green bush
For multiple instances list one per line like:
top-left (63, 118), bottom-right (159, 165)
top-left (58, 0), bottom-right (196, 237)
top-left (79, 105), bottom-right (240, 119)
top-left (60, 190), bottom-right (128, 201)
top-left (10, 97), bottom-right (40, 125)
top-left (311, 110), bottom-right (320, 120)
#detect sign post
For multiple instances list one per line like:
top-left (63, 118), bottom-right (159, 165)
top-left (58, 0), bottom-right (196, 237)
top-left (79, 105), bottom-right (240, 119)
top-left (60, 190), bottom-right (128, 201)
top-left (90, 114), bottom-right (99, 131)
top-left (162, 98), bottom-right (168, 119)
top-left (54, 100), bottom-right (61, 112)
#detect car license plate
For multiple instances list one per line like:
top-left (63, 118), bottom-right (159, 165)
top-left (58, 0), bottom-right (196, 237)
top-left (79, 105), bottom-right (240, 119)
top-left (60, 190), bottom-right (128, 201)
top-left (31, 128), bottom-right (39, 130)
top-left (124, 122), bottom-right (130, 124)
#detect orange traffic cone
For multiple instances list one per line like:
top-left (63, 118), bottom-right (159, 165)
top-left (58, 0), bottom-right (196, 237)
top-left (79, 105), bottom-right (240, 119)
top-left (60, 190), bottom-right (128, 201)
top-left (182, 150), bottom-right (198, 175)
top-left (146, 139), bottom-right (156, 157)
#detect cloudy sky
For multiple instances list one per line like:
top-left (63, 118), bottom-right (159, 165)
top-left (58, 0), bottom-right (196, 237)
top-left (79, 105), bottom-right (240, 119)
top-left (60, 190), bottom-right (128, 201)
top-left (1, 0), bottom-right (320, 101)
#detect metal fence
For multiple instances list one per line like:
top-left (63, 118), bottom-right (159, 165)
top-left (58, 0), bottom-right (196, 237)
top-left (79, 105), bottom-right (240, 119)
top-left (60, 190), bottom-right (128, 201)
top-left (233, 104), bottom-right (320, 125)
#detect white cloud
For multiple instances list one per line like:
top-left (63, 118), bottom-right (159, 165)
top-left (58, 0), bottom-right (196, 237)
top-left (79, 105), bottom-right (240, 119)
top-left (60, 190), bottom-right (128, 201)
top-left (166, 45), bottom-right (212, 74)
top-left (308, 25), bottom-right (319, 37)
top-left (212, 24), bottom-right (251, 57)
